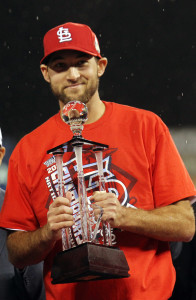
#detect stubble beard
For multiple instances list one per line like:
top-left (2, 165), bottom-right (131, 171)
top-left (50, 76), bottom-right (100, 106)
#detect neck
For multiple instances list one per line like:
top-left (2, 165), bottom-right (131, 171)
top-left (85, 95), bottom-right (105, 124)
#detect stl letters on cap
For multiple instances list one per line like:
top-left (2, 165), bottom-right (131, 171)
top-left (57, 27), bottom-right (72, 43)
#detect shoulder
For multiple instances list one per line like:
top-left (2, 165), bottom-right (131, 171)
top-left (11, 113), bottom-right (59, 157)
top-left (111, 101), bottom-right (161, 120)
top-left (21, 113), bottom-right (59, 144)
top-left (107, 101), bottom-right (168, 135)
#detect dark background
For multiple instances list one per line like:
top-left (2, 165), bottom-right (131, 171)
top-left (0, 2), bottom-right (196, 299)
top-left (0, 0), bottom-right (196, 142)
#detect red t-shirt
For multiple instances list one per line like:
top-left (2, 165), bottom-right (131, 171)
top-left (0, 101), bottom-right (195, 300)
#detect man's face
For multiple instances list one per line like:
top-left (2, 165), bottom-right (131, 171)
top-left (41, 51), bottom-right (100, 108)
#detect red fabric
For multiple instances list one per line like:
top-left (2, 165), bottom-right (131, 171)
top-left (0, 101), bottom-right (195, 300)
top-left (41, 22), bottom-right (101, 64)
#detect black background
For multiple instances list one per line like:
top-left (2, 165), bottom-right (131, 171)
top-left (1, 0), bottom-right (196, 141)
top-left (0, 2), bottom-right (196, 298)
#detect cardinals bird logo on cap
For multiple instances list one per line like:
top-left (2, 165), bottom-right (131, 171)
top-left (57, 27), bottom-right (72, 43)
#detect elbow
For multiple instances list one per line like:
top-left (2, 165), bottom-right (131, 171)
top-left (8, 251), bottom-right (26, 269)
top-left (7, 245), bottom-right (26, 269)
top-left (175, 200), bottom-right (196, 242)
top-left (182, 215), bottom-right (195, 243)
top-left (8, 253), bottom-right (26, 269)
top-left (6, 233), bottom-right (27, 269)
top-left (183, 226), bottom-right (195, 243)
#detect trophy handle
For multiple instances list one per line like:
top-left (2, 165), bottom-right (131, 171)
top-left (94, 150), bottom-right (112, 246)
top-left (91, 204), bottom-right (103, 242)
top-left (54, 151), bottom-right (71, 250)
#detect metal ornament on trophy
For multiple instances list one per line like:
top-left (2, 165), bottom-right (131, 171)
top-left (47, 100), bottom-right (130, 284)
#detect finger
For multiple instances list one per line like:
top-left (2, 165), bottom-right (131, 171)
top-left (48, 205), bottom-right (73, 217)
top-left (49, 220), bottom-right (74, 233)
top-left (50, 196), bottom-right (71, 208)
top-left (95, 192), bottom-right (116, 201)
top-left (91, 191), bottom-right (108, 202)
top-left (93, 205), bottom-right (103, 216)
top-left (92, 191), bottom-right (106, 196)
top-left (65, 191), bottom-right (73, 202)
top-left (92, 197), bottom-right (118, 209)
top-left (47, 210), bottom-right (74, 230)
top-left (50, 212), bottom-right (74, 224)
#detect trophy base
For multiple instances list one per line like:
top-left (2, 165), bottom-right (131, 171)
top-left (51, 242), bottom-right (130, 284)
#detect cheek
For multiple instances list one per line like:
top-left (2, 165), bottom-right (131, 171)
top-left (85, 70), bottom-right (98, 83)
top-left (83, 65), bottom-right (98, 79)
top-left (50, 74), bottom-right (64, 87)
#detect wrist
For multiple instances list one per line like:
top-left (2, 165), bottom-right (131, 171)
top-left (40, 224), bottom-right (56, 247)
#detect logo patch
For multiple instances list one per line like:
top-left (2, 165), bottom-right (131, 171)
top-left (57, 27), bottom-right (72, 43)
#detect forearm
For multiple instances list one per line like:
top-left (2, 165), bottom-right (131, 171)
top-left (92, 192), bottom-right (195, 242)
top-left (7, 225), bottom-right (56, 268)
top-left (117, 200), bottom-right (195, 242)
top-left (6, 194), bottom-right (74, 268)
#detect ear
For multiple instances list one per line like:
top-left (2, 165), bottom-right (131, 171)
top-left (0, 147), bottom-right (5, 165)
top-left (40, 64), bottom-right (51, 83)
top-left (97, 57), bottom-right (108, 77)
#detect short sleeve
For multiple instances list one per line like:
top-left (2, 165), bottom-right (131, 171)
top-left (152, 126), bottom-right (196, 207)
top-left (0, 143), bottom-right (39, 231)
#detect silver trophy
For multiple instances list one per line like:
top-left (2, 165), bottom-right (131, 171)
top-left (47, 101), bottom-right (130, 284)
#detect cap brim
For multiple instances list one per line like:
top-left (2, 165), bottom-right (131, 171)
top-left (40, 46), bottom-right (102, 64)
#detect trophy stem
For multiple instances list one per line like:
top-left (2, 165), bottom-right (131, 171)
top-left (74, 146), bottom-right (92, 242)
top-left (54, 152), bottom-right (71, 250)
top-left (49, 101), bottom-right (130, 284)
top-left (94, 150), bottom-right (112, 246)
top-left (94, 151), bottom-right (106, 192)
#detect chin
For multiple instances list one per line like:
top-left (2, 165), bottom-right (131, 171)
top-left (62, 96), bottom-right (89, 104)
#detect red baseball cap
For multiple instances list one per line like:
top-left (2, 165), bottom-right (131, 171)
top-left (40, 22), bottom-right (102, 64)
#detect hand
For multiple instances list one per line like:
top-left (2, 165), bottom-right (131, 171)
top-left (45, 191), bottom-right (74, 242)
top-left (91, 191), bottom-right (125, 228)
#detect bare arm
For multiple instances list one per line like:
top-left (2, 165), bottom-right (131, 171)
top-left (92, 192), bottom-right (195, 242)
top-left (7, 192), bottom-right (74, 269)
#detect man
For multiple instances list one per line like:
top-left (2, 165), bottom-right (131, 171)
top-left (0, 22), bottom-right (195, 300)
top-left (0, 128), bottom-right (46, 300)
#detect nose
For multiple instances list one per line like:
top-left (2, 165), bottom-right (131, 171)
top-left (66, 67), bottom-right (80, 81)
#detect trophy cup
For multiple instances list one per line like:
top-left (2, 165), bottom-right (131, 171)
top-left (47, 101), bottom-right (130, 284)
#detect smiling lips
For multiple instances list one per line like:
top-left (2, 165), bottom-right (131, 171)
top-left (66, 83), bottom-right (84, 89)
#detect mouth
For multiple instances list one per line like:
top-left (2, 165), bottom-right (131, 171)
top-left (65, 83), bottom-right (84, 89)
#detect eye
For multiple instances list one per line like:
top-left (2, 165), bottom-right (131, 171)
top-left (50, 62), bottom-right (68, 72)
top-left (76, 60), bottom-right (88, 67)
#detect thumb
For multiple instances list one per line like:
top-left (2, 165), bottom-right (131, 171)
top-left (65, 191), bottom-right (72, 202)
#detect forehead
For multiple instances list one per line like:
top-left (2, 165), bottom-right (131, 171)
top-left (47, 50), bottom-right (92, 64)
